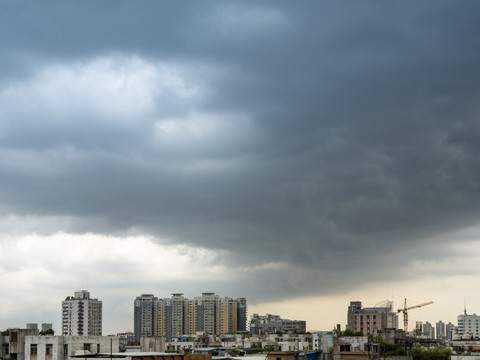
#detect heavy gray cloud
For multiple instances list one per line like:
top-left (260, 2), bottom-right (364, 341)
top-left (1, 0), bottom-right (480, 306)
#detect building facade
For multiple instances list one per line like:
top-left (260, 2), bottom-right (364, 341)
top-left (436, 321), bottom-right (445, 340)
top-left (249, 314), bottom-right (306, 335)
top-left (446, 322), bottom-right (455, 340)
top-left (457, 311), bottom-right (480, 338)
top-left (346, 301), bottom-right (398, 335)
top-left (24, 335), bottom-right (119, 360)
top-left (134, 293), bottom-right (247, 340)
top-left (423, 322), bottom-right (434, 339)
top-left (0, 328), bottom-right (39, 360)
top-left (134, 294), bottom-right (158, 341)
top-left (62, 291), bottom-right (102, 336)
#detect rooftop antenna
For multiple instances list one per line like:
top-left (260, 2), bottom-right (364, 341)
top-left (464, 297), bottom-right (467, 316)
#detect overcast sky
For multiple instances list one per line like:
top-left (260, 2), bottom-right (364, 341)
top-left (1, 1), bottom-right (480, 334)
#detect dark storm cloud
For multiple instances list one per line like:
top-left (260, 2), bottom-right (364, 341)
top-left (1, 1), bottom-right (480, 301)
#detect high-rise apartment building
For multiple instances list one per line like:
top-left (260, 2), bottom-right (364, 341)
top-left (237, 297), bottom-right (247, 332)
top-left (62, 290), bottom-right (102, 336)
top-left (446, 322), bottom-right (455, 340)
top-left (184, 299), bottom-right (197, 336)
top-left (436, 321), bottom-right (445, 340)
top-left (347, 300), bottom-right (398, 335)
top-left (134, 294), bottom-right (158, 341)
top-left (423, 321), bottom-right (434, 338)
top-left (135, 292), bottom-right (247, 340)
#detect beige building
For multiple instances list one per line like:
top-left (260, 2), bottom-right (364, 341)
top-left (346, 301), bottom-right (398, 335)
top-left (142, 293), bottom-right (247, 340)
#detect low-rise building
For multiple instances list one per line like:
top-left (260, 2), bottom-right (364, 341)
top-left (24, 335), bottom-right (119, 360)
top-left (1, 328), bottom-right (40, 360)
top-left (250, 314), bottom-right (306, 335)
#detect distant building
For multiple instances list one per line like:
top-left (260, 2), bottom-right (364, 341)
top-left (134, 292), bottom-right (247, 340)
top-left (346, 300), bottom-right (398, 335)
top-left (423, 322), bottom-right (434, 339)
top-left (62, 290), bottom-right (102, 336)
top-left (41, 323), bottom-right (53, 332)
top-left (446, 322), bottom-right (455, 340)
top-left (134, 294), bottom-right (157, 341)
top-left (26, 324), bottom-right (38, 330)
top-left (436, 321), bottom-right (445, 340)
top-left (415, 321), bottom-right (423, 336)
top-left (457, 310), bottom-right (480, 338)
top-left (249, 313), bottom-right (306, 335)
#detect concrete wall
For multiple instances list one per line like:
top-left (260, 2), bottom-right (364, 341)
top-left (140, 337), bottom-right (165, 352)
top-left (334, 336), bottom-right (368, 353)
top-left (24, 335), bottom-right (119, 360)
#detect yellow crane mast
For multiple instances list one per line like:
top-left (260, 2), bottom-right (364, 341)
top-left (397, 298), bottom-right (434, 333)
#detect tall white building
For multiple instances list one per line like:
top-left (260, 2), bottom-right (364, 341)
top-left (62, 290), bottom-right (102, 336)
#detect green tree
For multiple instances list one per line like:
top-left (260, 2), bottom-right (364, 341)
top-left (410, 346), bottom-right (451, 360)
top-left (39, 329), bottom-right (55, 335)
top-left (374, 335), bottom-right (405, 356)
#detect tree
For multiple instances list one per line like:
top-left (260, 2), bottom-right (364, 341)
top-left (341, 329), bottom-right (363, 336)
top-left (39, 329), bottom-right (55, 335)
top-left (410, 345), bottom-right (451, 360)
top-left (374, 335), bottom-right (405, 356)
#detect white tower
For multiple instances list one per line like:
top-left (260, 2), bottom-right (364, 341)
top-left (62, 290), bottom-right (102, 336)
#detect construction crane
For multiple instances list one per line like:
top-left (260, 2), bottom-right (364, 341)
top-left (397, 298), bottom-right (434, 333)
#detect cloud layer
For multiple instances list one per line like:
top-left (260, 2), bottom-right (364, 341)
top-left (1, 1), bottom-right (480, 332)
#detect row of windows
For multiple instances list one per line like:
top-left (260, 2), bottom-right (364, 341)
top-left (30, 344), bottom-right (52, 355)
top-left (31, 344), bottom-right (101, 355)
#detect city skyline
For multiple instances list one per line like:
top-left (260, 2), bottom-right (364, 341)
top-left (1, 1), bottom-right (480, 338)
top-left (0, 286), bottom-right (471, 336)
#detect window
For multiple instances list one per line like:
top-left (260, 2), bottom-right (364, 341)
top-left (30, 344), bottom-right (37, 355)
top-left (64, 345), bottom-right (68, 356)
top-left (46, 345), bottom-right (52, 355)
top-left (83, 344), bottom-right (91, 352)
top-left (340, 345), bottom-right (351, 352)
top-left (97, 344), bottom-right (100, 353)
